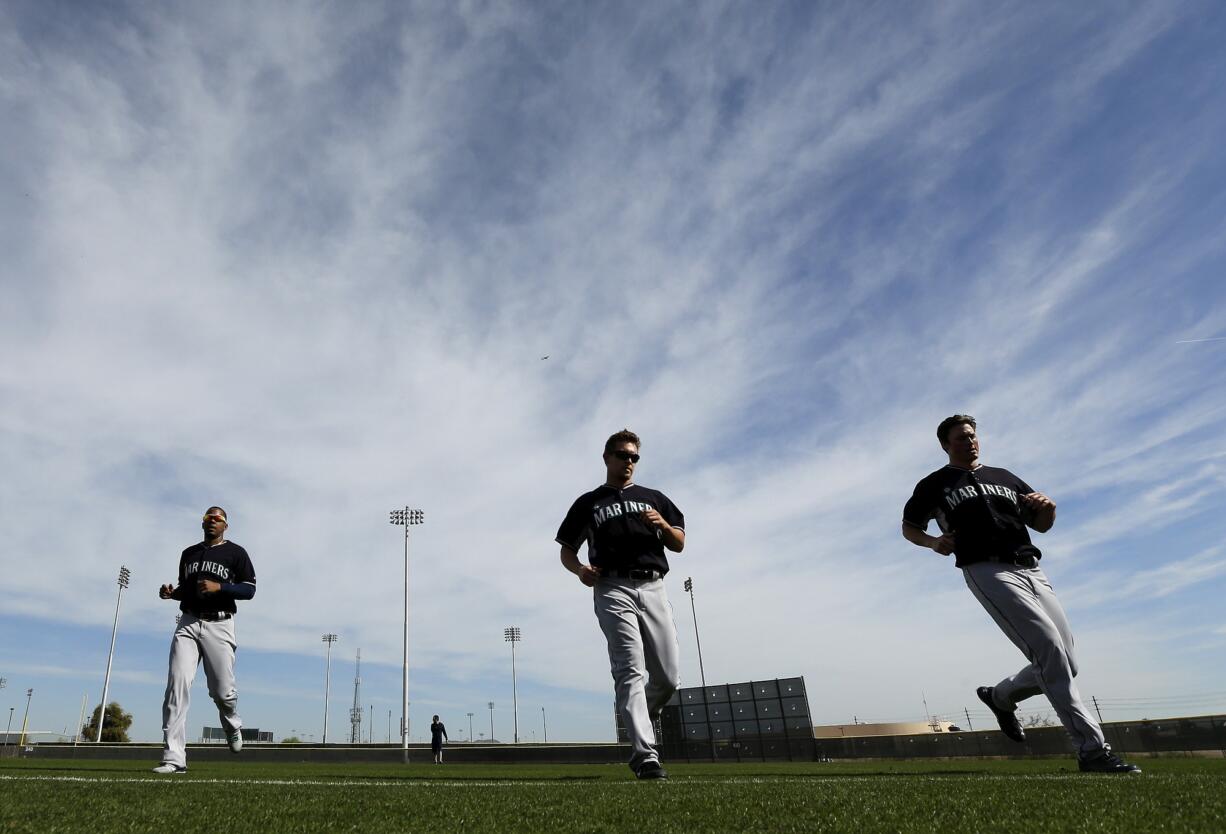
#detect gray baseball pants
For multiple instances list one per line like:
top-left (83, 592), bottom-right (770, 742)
top-left (593, 576), bottom-right (681, 770)
top-left (963, 562), bottom-right (1106, 756)
top-left (160, 613), bottom-right (242, 768)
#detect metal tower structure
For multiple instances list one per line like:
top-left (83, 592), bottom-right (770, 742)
top-left (349, 649), bottom-right (363, 744)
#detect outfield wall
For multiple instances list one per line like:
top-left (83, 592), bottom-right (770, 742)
top-left (16, 714), bottom-right (1226, 763)
top-left (16, 742), bottom-right (630, 765)
top-left (806, 714), bottom-right (1226, 762)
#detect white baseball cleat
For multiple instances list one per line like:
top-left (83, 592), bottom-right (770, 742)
top-left (227, 732), bottom-right (243, 753)
top-left (151, 763), bottom-right (186, 774)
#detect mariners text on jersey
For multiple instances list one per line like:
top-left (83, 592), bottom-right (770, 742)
top-left (556, 484), bottom-right (685, 574)
top-left (183, 560), bottom-right (233, 580)
top-left (902, 465), bottom-right (1040, 568)
top-left (176, 540), bottom-right (257, 616)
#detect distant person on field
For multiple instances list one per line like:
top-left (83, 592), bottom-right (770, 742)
top-left (431, 715), bottom-right (448, 764)
top-left (153, 506), bottom-right (257, 774)
top-left (902, 415), bottom-right (1140, 774)
top-left (556, 428), bottom-right (685, 780)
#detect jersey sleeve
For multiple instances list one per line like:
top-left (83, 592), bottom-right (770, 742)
top-left (657, 492), bottom-right (684, 531)
top-left (171, 550), bottom-right (189, 599)
top-left (901, 478), bottom-right (937, 530)
top-left (555, 497), bottom-right (590, 551)
top-left (233, 546), bottom-right (257, 585)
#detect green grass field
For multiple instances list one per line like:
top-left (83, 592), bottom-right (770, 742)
top-left (3, 757), bottom-right (1224, 833)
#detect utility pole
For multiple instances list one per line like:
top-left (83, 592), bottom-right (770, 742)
top-left (467, 712), bottom-right (474, 743)
top-left (542, 706), bottom-right (547, 744)
top-left (1091, 695), bottom-right (1112, 748)
top-left (488, 701), bottom-right (495, 743)
top-left (922, 692), bottom-right (939, 732)
top-left (96, 566), bottom-right (131, 741)
top-left (321, 633), bottom-right (338, 743)
top-left (964, 707), bottom-right (973, 731)
top-left (349, 649), bottom-right (362, 744)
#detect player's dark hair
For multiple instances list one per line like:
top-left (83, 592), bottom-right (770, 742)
top-left (937, 415), bottom-right (976, 449)
top-left (206, 506), bottom-right (228, 520)
top-left (604, 429), bottom-right (641, 455)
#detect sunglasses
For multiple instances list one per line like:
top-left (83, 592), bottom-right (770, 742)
top-left (610, 451), bottom-right (640, 463)
top-left (202, 514), bottom-right (227, 524)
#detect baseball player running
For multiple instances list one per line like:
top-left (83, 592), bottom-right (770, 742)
top-left (556, 429), bottom-right (685, 780)
top-left (901, 415), bottom-right (1140, 774)
top-left (153, 506), bottom-right (257, 773)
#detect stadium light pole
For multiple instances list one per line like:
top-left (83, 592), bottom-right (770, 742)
top-left (504, 627), bottom-right (521, 743)
top-left (683, 578), bottom-right (708, 692)
top-left (389, 507), bottom-right (424, 763)
top-left (488, 701), bottom-right (495, 742)
top-left (684, 577), bottom-right (715, 759)
top-left (467, 712), bottom-right (474, 743)
top-left (74, 694), bottom-right (87, 746)
top-left (96, 565), bottom-right (131, 742)
top-left (18, 689), bottom-right (33, 747)
top-left (321, 633), bottom-right (338, 743)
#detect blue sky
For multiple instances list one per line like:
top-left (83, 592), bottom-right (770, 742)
top-left (2, 1), bottom-right (1225, 745)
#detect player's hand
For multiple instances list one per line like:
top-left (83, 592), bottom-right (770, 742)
top-left (1018, 492), bottom-right (1055, 511)
top-left (931, 534), bottom-right (956, 556)
top-left (159, 583), bottom-right (176, 599)
top-left (197, 579), bottom-right (221, 594)
top-left (641, 508), bottom-right (669, 530)
top-left (578, 565), bottom-right (601, 587)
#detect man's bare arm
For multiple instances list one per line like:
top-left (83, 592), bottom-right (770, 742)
top-left (560, 545), bottom-right (601, 587)
top-left (901, 522), bottom-right (955, 555)
top-left (641, 509), bottom-right (684, 552)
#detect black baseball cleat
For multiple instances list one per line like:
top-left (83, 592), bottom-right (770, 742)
top-left (1078, 748), bottom-right (1142, 774)
top-left (976, 686), bottom-right (1025, 743)
top-left (635, 760), bottom-right (669, 780)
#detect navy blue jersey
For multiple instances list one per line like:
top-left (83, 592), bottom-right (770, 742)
top-left (902, 465), bottom-right (1039, 568)
top-left (556, 484), bottom-right (685, 574)
top-left (176, 541), bottom-right (256, 615)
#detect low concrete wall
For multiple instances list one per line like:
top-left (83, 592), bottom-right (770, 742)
top-left (22, 741), bottom-right (631, 765)
top-left (19, 715), bottom-right (1226, 764)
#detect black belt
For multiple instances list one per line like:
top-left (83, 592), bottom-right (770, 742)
top-left (985, 554), bottom-right (1039, 569)
top-left (189, 611), bottom-right (233, 621)
top-left (605, 568), bottom-right (664, 581)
